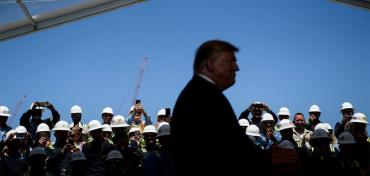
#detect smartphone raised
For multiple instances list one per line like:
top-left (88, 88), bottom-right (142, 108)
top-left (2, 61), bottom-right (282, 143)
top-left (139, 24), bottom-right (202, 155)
top-left (135, 99), bottom-right (141, 104)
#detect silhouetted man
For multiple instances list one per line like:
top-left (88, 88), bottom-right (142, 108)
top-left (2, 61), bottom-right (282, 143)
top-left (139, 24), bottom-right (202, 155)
top-left (171, 40), bottom-right (269, 175)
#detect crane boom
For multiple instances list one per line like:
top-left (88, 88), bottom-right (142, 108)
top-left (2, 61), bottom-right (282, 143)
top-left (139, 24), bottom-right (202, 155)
top-left (132, 57), bottom-right (148, 105)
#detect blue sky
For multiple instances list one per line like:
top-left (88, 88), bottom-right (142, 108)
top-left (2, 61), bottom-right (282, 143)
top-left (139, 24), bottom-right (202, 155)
top-left (1, 0), bottom-right (369, 132)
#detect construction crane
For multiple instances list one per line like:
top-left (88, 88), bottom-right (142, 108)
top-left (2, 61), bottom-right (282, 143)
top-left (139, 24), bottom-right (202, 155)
top-left (7, 95), bottom-right (27, 125)
top-left (132, 57), bottom-right (148, 105)
top-left (116, 57), bottom-right (148, 114)
top-left (13, 95), bottom-right (27, 118)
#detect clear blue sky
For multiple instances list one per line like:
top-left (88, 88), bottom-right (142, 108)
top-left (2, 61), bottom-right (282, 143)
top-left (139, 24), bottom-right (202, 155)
top-left (1, 0), bottom-right (369, 133)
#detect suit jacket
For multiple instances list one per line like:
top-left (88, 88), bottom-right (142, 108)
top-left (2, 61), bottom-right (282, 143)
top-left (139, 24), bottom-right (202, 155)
top-left (171, 75), bottom-right (269, 175)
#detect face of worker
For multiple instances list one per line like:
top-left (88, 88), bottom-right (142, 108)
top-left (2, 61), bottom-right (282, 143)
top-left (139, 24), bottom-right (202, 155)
top-left (341, 109), bottom-right (353, 121)
top-left (209, 52), bottom-right (239, 91)
top-left (294, 114), bottom-right (305, 129)
top-left (102, 113), bottom-right (113, 125)
top-left (0, 116), bottom-right (8, 126)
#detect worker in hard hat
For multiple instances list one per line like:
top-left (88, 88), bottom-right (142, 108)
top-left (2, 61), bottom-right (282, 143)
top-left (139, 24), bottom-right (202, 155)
top-left (305, 104), bottom-right (322, 131)
top-left (101, 107), bottom-right (114, 125)
top-left (314, 123), bottom-right (339, 156)
top-left (69, 105), bottom-right (86, 128)
top-left (127, 102), bottom-right (152, 132)
top-left (292, 112), bottom-right (312, 149)
top-left (104, 150), bottom-right (125, 176)
top-left (334, 102), bottom-right (354, 138)
top-left (336, 131), bottom-right (361, 176)
top-left (102, 124), bottom-right (113, 141)
top-left (142, 125), bottom-right (162, 176)
top-left (70, 125), bottom-right (84, 151)
top-left (45, 120), bottom-right (73, 176)
top-left (239, 102), bottom-right (278, 127)
top-left (82, 120), bottom-right (113, 176)
top-left (245, 124), bottom-right (264, 149)
top-left (260, 113), bottom-right (281, 150)
top-left (277, 107), bottom-right (291, 121)
top-left (27, 146), bottom-right (48, 176)
top-left (34, 123), bottom-right (51, 148)
top-left (238, 118), bottom-right (250, 133)
top-left (276, 118), bottom-right (311, 175)
top-left (20, 101), bottom-right (60, 142)
top-left (112, 117), bottom-right (143, 176)
top-left (0, 130), bottom-right (28, 175)
top-left (0, 105), bottom-right (12, 150)
top-left (156, 108), bottom-right (171, 127)
top-left (305, 129), bottom-right (339, 175)
top-left (348, 112), bottom-right (369, 176)
top-left (70, 151), bottom-right (87, 176)
top-left (156, 122), bottom-right (174, 176)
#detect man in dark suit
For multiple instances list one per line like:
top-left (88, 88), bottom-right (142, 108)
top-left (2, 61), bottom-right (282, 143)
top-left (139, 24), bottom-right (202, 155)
top-left (171, 40), bottom-right (269, 175)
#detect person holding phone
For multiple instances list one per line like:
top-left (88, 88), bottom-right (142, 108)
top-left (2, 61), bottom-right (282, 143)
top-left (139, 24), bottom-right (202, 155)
top-left (127, 100), bottom-right (152, 132)
top-left (20, 101), bottom-right (60, 142)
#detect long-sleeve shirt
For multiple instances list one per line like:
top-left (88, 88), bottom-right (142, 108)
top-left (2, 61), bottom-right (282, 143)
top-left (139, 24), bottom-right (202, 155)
top-left (20, 109), bottom-right (60, 142)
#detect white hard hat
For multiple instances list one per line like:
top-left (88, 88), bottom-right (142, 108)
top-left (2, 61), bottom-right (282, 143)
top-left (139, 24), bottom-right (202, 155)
top-left (36, 123), bottom-right (50, 133)
top-left (278, 140), bottom-right (295, 150)
top-left (15, 126), bottom-right (27, 133)
top-left (309, 105), bottom-right (321, 113)
top-left (337, 132), bottom-right (356, 144)
top-left (157, 122), bottom-right (170, 130)
top-left (350, 113), bottom-right (368, 124)
top-left (238, 119), bottom-right (250, 127)
top-left (278, 107), bottom-right (291, 116)
top-left (0, 106), bottom-right (11, 117)
top-left (261, 113), bottom-right (274, 122)
top-left (111, 115), bottom-right (129, 128)
top-left (105, 150), bottom-right (123, 161)
top-left (29, 102), bottom-right (44, 110)
top-left (88, 120), bottom-right (104, 132)
top-left (324, 123), bottom-right (332, 130)
top-left (70, 105), bottom-right (82, 114)
top-left (341, 102), bottom-right (353, 110)
top-left (311, 129), bottom-right (329, 140)
top-left (102, 107), bottom-right (113, 115)
top-left (157, 124), bottom-right (170, 137)
top-left (277, 119), bottom-right (295, 131)
top-left (246, 124), bottom-right (261, 137)
top-left (52, 121), bottom-right (71, 131)
top-left (102, 124), bottom-right (113, 132)
top-left (128, 127), bottom-right (141, 134)
top-left (314, 123), bottom-right (329, 133)
top-left (157, 109), bottom-right (166, 117)
top-left (143, 125), bottom-right (157, 134)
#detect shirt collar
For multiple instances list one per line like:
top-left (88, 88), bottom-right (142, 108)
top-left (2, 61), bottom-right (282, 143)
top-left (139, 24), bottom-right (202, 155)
top-left (197, 74), bottom-right (216, 85)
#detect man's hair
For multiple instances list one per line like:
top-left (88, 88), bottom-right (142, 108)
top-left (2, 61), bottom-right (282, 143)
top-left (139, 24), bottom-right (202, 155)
top-left (193, 40), bottom-right (239, 73)
top-left (293, 112), bottom-right (305, 120)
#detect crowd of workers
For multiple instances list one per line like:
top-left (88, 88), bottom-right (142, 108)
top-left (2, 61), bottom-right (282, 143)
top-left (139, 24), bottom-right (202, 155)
top-left (0, 101), bottom-right (369, 176)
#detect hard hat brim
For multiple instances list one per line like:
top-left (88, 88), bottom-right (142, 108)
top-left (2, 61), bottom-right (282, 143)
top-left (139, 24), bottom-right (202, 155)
top-left (88, 126), bottom-right (105, 132)
top-left (349, 119), bottom-right (368, 124)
